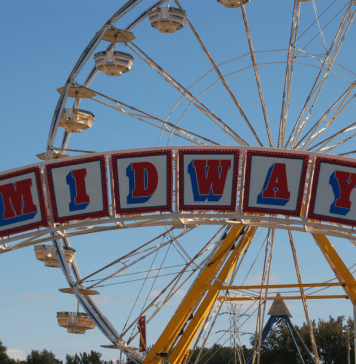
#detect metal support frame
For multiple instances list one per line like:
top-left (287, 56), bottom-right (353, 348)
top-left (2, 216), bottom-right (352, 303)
top-left (245, 314), bottom-right (316, 364)
top-left (245, 315), bottom-right (280, 364)
top-left (286, 2), bottom-right (356, 149)
top-left (142, 225), bottom-right (247, 364)
top-left (166, 228), bottom-right (256, 364)
top-left (284, 316), bottom-right (316, 364)
top-left (313, 234), bottom-right (356, 305)
top-left (219, 295), bottom-right (349, 301)
top-left (278, 1), bottom-right (301, 148)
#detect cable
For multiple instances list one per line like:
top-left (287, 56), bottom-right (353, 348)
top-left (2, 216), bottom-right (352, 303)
top-left (121, 239), bottom-right (161, 334)
top-left (128, 241), bottom-right (172, 341)
top-left (95, 269), bottom-right (195, 288)
top-left (84, 264), bottom-right (187, 283)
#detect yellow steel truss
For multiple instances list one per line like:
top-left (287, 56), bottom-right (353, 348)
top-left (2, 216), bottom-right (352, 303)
top-left (313, 234), bottom-right (356, 305)
top-left (142, 225), bottom-right (253, 364)
top-left (166, 227), bottom-right (256, 364)
top-left (219, 295), bottom-right (348, 301)
top-left (142, 230), bottom-right (356, 364)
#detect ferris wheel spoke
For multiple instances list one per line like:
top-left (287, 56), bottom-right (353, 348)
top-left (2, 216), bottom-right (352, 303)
top-left (307, 121), bottom-right (356, 153)
top-left (125, 227), bottom-right (225, 341)
top-left (311, 0), bottom-right (328, 54)
top-left (126, 264), bottom-right (200, 344)
top-left (279, 2), bottom-right (301, 148)
top-left (59, 1), bottom-right (168, 152)
top-left (190, 300), bottom-right (224, 364)
top-left (126, 42), bottom-right (248, 146)
top-left (46, 0), bottom-right (147, 159)
top-left (91, 96), bottom-right (213, 145)
top-left (289, 230), bottom-right (320, 364)
top-left (71, 81), bottom-right (219, 145)
top-left (250, 232), bottom-right (270, 364)
top-left (295, 0), bottom-right (349, 58)
top-left (173, 0), bottom-right (263, 147)
top-left (71, 0), bottom-right (168, 118)
top-left (256, 229), bottom-right (274, 360)
top-left (124, 267), bottom-right (191, 341)
top-left (285, 2), bottom-right (356, 149)
top-left (241, 5), bottom-right (273, 147)
top-left (78, 229), bottom-right (174, 285)
top-left (296, 81), bottom-right (356, 150)
top-left (86, 228), bottom-right (194, 290)
top-left (293, 49), bottom-right (353, 83)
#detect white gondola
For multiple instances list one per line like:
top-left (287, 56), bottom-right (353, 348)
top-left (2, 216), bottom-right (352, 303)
top-left (56, 312), bottom-right (95, 334)
top-left (94, 50), bottom-right (134, 76)
top-left (59, 108), bottom-right (95, 133)
top-left (148, 7), bottom-right (186, 33)
top-left (217, 0), bottom-right (250, 8)
top-left (34, 245), bottom-right (75, 268)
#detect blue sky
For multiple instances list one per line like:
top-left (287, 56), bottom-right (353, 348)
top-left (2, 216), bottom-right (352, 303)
top-left (1, 0), bottom-right (356, 362)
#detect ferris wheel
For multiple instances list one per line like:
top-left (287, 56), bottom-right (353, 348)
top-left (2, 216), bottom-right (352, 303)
top-left (1, 1), bottom-right (356, 363)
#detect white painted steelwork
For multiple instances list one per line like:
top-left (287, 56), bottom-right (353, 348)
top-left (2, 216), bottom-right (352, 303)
top-left (94, 50), bottom-right (134, 76)
top-left (1, 146), bottom-right (356, 255)
top-left (217, 0), bottom-right (250, 8)
top-left (148, 7), bottom-right (186, 33)
top-left (59, 109), bottom-right (95, 133)
top-left (2, 0), bottom-right (355, 363)
top-left (34, 245), bottom-right (75, 268)
top-left (56, 312), bottom-right (95, 334)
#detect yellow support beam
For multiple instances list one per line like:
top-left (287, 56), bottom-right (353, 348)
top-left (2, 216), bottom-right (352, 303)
top-left (142, 225), bottom-right (246, 364)
top-left (166, 227), bottom-right (256, 364)
top-left (218, 295), bottom-right (348, 301)
top-left (206, 282), bottom-right (344, 290)
top-left (313, 234), bottom-right (356, 305)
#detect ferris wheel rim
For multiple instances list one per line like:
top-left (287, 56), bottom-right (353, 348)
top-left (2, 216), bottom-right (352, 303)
top-left (33, 0), bottom-right (356, 362)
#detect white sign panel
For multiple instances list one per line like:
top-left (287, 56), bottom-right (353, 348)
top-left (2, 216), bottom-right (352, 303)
top-left (46, 156), bottom-right (109, 223)
top-left (308, 157), bottom-right (356, 226)
top-left (0, 167), bottom-right (48, 237)
top-left (112, 150), bottom-right (172, 214)
top-left (243, 150), bottom-right (308, 217)
top-left (179, 149), bottom-right (239, 211)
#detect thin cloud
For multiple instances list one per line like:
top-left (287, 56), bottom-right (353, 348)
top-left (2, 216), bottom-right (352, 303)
top-left (23, 292), bottom-right (60, 301)
top-left (7, 349), bottom-right (27, 361)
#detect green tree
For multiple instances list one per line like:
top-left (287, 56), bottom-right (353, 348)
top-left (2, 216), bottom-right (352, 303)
top-left (252, 315), bottom-right (354, 364)
top-left (256, 320), bottom-right (300, 364)
top-left (65, 351), bottom-right (101, 364)
top-left (298, 315), bottom-right (354, 364)
top-left (0, 340), bottom-right (16, 364)
top-left (26, 349), bottom-right (62, 364)
top-left (189, 344), bottom-right (250, 364)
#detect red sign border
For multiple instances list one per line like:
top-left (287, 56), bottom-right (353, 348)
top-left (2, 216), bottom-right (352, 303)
top-left (308, 156), bottom-right (356, 226)
top-left (45, 155), bottom-right (109, 224)
top-left (0, 166), bottom-right (49, 237)
top-left (178, 148), bottom-right (240, 212)
top-left (111, 150), bottom-right (173, 215)
top-left (242, 150), bottom-right (309, 217)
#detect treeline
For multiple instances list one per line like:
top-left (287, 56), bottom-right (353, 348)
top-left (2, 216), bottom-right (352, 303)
top-left (0, 344), bottom-right (118, 364)
top-left (189, 315), bottom-right (355, 364)
top-left (1, 315), bottom-right (354, 364)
